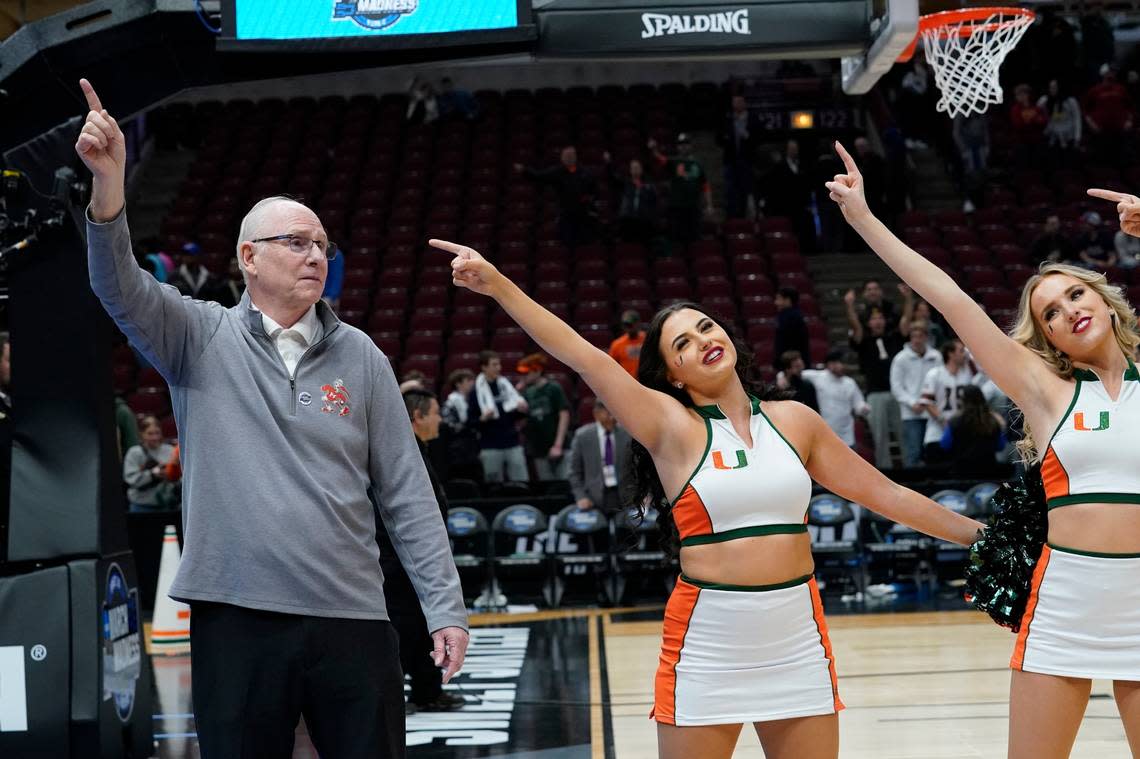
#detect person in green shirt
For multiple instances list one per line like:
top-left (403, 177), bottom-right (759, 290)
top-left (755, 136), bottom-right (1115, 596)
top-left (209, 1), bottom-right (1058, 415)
top-left (517, 353), bottom-right (570, 480)
top-left (650, 133), bottom-right (714, 250)
top-left (115, 395), bottom-right (140, 458)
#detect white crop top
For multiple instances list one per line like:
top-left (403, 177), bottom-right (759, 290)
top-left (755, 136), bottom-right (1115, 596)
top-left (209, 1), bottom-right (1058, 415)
top-left (1041, 360), bottom-right (1140, 510)
top-left (671, 396), bottom-right (813, 547)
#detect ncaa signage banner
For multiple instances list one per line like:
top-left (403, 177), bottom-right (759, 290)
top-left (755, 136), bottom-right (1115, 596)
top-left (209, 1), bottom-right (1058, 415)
top-left (536, 0), bottom-right (868, 57)
top-left (0, 646), bottom-right (28, 733)
top-left (234, 0), bottom-right (519, 39)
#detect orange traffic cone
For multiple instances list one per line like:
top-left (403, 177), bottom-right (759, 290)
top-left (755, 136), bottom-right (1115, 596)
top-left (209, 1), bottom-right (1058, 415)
top-left (150, 525), bottom-right (190, 656)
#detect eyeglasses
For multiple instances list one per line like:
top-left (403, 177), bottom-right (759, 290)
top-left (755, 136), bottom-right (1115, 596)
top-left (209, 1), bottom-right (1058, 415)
top-left (250, 234), bottom-right (338, 260)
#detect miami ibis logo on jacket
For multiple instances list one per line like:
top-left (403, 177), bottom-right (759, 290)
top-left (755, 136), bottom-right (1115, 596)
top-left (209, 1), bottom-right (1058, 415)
top-left (321, 379), bottom-right (351, 417)
top-left (711, 449), bottom-right (749, 470)
top-left (1073, 411), bottom-right (1110, 431)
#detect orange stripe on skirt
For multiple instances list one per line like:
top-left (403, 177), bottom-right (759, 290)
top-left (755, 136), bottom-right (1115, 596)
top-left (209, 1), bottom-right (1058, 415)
top-left (808, 578), bottom-right (845, 712)
top-left (652, 578), bottom-right (702, 725)
top-left (1011, 544), bottom-right (1053, 670)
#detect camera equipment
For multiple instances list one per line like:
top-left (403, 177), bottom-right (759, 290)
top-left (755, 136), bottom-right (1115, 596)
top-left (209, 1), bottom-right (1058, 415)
top-left (0, 164), bottom-right (85, 281)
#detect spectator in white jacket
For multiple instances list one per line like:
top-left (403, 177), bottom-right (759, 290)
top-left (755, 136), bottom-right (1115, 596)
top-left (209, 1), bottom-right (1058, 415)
top-left (919, 339), bottom-right (980, 460)
top-left (802, 349), bottom-right (870, 448)
top-left (889, 321), bottom-right (943, 467)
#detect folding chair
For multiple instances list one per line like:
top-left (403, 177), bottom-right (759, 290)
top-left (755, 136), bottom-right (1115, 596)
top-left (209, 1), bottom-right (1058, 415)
top-left (445, 507), bottom-right (492, 606)
top-left (549, 506), bottom-right (613, 607)
top-left (807, 494), bottom-right (865, 596)
top-left (612, 506), bottom-right (676, 603)
top-left (862, 507), bottom-right (934, 590)
top-left (490, 504), bottom-right (551, 607)
top-left (929, 489), bottom-right (972, 586)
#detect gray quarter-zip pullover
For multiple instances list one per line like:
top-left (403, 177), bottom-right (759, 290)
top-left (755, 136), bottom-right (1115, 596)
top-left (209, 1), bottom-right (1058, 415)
top-left (88, 210), bottom-right (466, 632)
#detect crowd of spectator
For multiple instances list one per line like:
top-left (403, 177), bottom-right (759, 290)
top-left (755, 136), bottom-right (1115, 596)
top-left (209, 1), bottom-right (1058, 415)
top-left (128, 52), bottom-right (1138, 511)
top-left (511, 133), bottom-right (717, 255)
top-left (816, 9), bottom-right (1140, 477)
top-left (885, 8), bottom-right (1140, 215)
top-left (427, 338), bottom-right (640, 504)
top-left (1027, 209), bottom-right (1140, 271)
top-left (769, 279), bottom-right (1017, 479)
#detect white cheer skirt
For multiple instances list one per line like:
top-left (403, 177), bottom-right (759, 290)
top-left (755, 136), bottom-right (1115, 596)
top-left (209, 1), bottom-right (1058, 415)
top-left (1011, 543), bottom-right (1140, 681)
top-left (653, 574), bottom-right (844, 726)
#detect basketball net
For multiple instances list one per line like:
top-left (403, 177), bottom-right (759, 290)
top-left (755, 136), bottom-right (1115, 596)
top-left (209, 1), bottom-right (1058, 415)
top-left (914, 8), bottom-right (1035, 118)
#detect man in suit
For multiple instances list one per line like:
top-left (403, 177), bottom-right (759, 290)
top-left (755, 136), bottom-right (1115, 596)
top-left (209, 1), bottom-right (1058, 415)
top-left (568, 400), bottom-right (632, 511)
top-left (615, 158), bottom-right (659, 246)
top-left (763, 139), bottom-right (816, 252)
top-left (717, 95), bottom-right (760, 218)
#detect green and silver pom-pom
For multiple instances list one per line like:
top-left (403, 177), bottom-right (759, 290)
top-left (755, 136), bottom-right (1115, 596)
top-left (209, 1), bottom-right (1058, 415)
top-left (964, 465), bottom-right (1047, 632)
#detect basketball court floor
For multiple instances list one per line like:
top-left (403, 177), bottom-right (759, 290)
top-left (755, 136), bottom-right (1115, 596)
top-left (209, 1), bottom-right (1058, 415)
top-left (148, 600), bottom-right (1131, 758)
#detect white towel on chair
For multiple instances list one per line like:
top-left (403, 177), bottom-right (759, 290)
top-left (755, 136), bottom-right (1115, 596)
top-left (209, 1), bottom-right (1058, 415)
top-left (475, 374), bottom-right (522, 419)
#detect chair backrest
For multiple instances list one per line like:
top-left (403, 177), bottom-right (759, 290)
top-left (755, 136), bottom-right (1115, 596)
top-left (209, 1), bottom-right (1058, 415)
top-left (446, 507), bottom-right (489, 539)
top-left (807, 494), bottom-right (854, 527)
top-left (491, 503), bottom-right (549, 537)
top-left (554, 505), bottom-right (609, 535)
top-left (491, 503), bottom-right (550, 556)
top-left (930, 489), bottom-right (970, 515)
top-left (552, 505), bottom-right (612, 555)
top-left (966, 482), bottom-right (1000, 515)
top-left (807, 494), bottom-right (856, 543)
top-left (446, 507), bottom-right (491, 560)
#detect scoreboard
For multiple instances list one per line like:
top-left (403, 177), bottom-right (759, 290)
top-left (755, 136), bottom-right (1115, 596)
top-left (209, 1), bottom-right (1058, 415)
top-left (221, 0), bottom-right (535, 50)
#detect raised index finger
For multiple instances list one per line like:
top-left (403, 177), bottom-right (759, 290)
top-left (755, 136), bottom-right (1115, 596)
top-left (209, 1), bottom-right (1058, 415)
top-left (428, 238), bottom-right (467, 256)
top-left (1087, 188), bottom-right (1129, 203)
top-left (79, 78), bottom-right (103, 113)
top-left (834, 140), bottom-right (859, 175)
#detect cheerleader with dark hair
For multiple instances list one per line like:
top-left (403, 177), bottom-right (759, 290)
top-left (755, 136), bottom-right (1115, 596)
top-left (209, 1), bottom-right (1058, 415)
top-left (430, 239), bottom-right (982, 759)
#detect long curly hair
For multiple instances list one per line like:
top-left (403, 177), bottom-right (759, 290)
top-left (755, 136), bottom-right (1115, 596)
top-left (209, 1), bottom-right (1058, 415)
top-left (628, 301), bottom-right (790, 556)
top-left (1008, 262), bottom-right (1139, 462)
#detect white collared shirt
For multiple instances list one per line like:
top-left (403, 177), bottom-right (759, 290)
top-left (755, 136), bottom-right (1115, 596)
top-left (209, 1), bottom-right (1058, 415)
top-left (802, 369), bottom-right (869, 447)
top-left (595, 424), bottom-right (619, 488)
top-left (257, 303), bottom-right (321, 378)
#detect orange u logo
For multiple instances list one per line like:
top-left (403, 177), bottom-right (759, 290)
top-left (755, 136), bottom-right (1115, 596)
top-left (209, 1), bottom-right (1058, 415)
top-left (1073, 411), bottom-right (1110, 431)
top-left (711, 450), bottom-right (749, 470)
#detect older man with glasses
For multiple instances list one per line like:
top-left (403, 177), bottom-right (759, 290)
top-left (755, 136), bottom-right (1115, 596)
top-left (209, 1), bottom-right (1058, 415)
top-left (77, 79), bottom-right (467, 758)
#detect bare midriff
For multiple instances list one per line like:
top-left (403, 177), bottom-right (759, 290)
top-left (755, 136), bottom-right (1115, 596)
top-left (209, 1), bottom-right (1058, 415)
top-left (678, 532), bottom-right (815, 585)
top-left (1048, 503), bottom-right (1140, 553)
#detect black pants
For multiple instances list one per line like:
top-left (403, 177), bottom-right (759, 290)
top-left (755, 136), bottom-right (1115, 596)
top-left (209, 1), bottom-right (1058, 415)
top-left (380, 557), bottom-right (443, 705)
top-left (190, 602), bottom-right (405, 759)
top-left (669, 205), bottom-right (701, 248)
top-left (724, 161), bottom-right (754, 219)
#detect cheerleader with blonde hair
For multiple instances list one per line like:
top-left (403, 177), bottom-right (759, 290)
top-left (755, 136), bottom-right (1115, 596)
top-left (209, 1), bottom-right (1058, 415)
top-left (828, 145), bottom-right (1140, 759)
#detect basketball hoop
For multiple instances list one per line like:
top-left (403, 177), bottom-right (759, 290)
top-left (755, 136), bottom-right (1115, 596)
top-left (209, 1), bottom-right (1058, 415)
top-left (899, 7), bottom-right (1036, 118)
